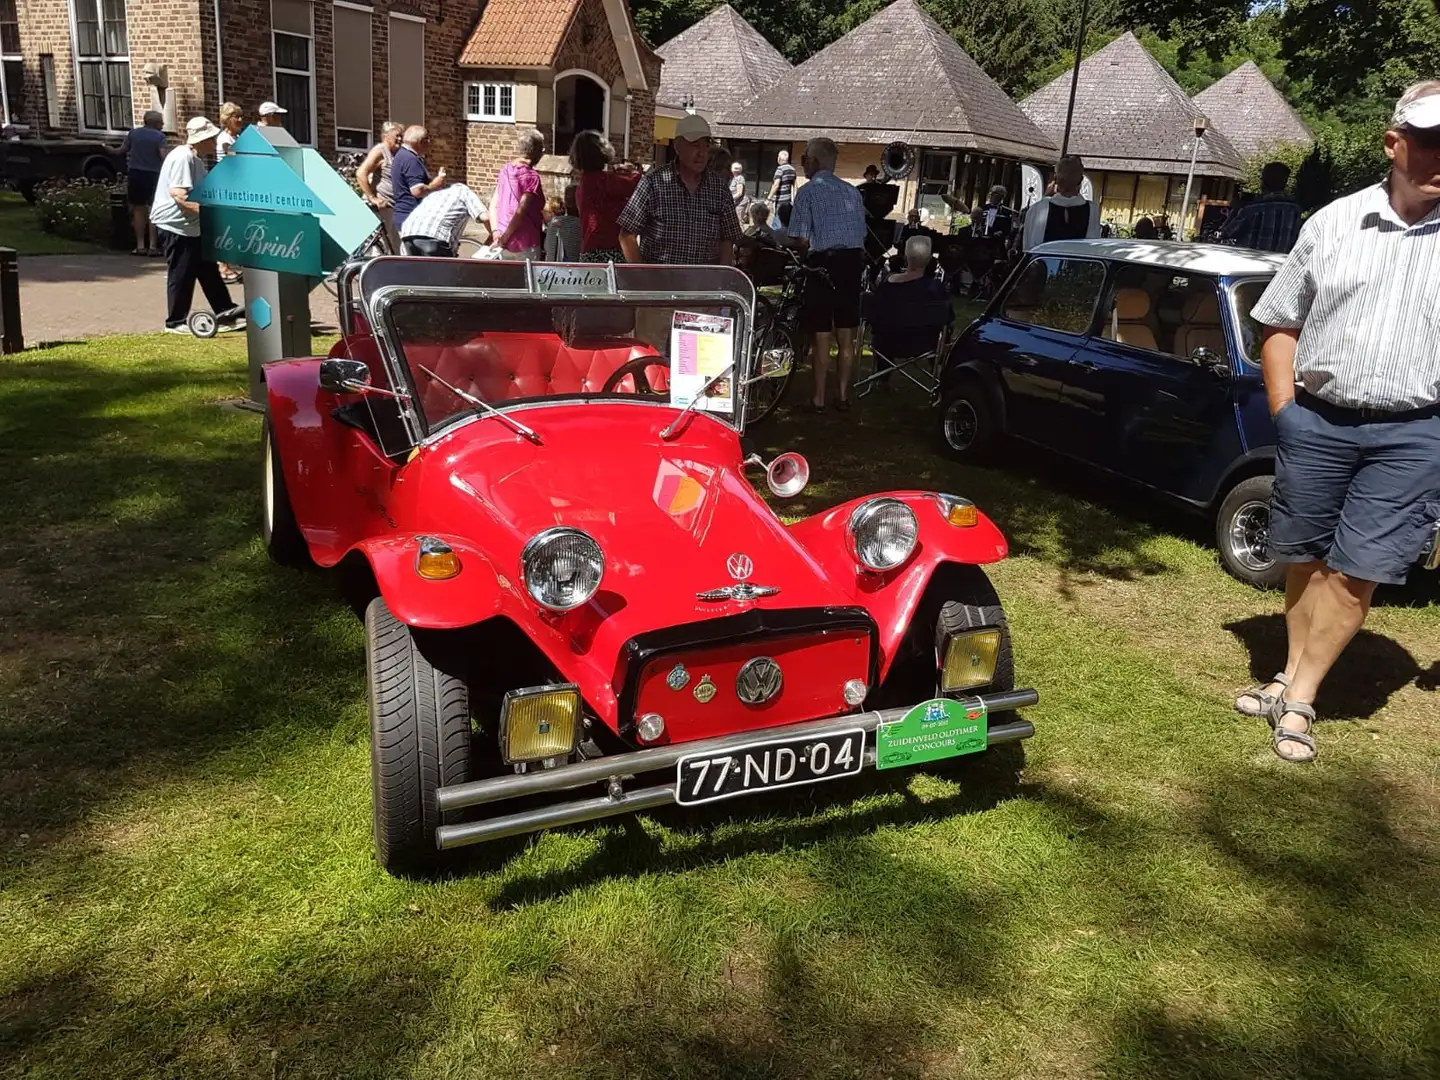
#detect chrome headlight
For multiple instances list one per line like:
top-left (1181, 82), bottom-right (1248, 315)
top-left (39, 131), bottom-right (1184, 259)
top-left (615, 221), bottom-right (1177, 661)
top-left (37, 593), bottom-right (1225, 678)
top-left (848, 497), bottom-right (918, 572)
top-left (521, 527), bottom-right (604, 611)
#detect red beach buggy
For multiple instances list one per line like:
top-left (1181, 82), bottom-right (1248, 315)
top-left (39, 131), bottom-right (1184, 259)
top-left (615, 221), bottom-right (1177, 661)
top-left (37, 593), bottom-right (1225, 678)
top-left (262, 258), bottom-right (1037, 874)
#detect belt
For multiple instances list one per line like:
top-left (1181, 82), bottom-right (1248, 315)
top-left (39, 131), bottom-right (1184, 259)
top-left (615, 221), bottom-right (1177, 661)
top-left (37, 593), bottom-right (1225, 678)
top-left (1297, 390), bottom-right (1440, 422)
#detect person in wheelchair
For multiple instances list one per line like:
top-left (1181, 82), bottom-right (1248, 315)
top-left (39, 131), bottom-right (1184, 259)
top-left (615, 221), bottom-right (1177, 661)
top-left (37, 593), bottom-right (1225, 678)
top-left (864, 236), bottom-right (953, 389)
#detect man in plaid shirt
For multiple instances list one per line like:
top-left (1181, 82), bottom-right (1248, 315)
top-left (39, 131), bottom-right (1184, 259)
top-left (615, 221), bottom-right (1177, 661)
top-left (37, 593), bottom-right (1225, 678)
top-left (617, 114), bottom-right (743, 265)
top-left (1220, 162), bottom-right (1304, 253)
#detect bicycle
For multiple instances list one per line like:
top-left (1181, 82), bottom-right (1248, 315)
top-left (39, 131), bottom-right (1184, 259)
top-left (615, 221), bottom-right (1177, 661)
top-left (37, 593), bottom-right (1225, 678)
top-left (320, 225), bottom-right (393, 299)
top-left (740, 246), bottom-right (834, 425)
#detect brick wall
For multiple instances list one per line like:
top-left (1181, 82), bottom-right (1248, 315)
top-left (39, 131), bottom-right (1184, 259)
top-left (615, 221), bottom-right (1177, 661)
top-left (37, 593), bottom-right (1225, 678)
top-left (14, 0), bottom-right (83, 132)
top-left (126, 0), bottom-right (210, 133)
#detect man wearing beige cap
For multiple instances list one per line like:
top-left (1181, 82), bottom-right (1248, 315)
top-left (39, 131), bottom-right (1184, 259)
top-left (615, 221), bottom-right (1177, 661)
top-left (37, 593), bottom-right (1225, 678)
top-left (150, 116), bottom-right (242, 333)
top-left (1235, 80), bottom-right (1440, 762)
top-left (257, 101), bottom-right (287, 127)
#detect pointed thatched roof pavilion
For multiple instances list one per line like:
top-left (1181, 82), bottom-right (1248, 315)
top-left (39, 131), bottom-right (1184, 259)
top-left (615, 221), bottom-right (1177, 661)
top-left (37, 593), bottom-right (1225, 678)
top-left (654, 4), bottom-right (791, 121)
top-left (1193, 61), bottom-right (1314, 163)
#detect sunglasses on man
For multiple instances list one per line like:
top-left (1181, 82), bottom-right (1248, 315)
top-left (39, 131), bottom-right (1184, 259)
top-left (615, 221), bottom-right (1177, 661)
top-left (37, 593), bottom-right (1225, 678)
top-left (1402, 125), bottom-right (1440, 151)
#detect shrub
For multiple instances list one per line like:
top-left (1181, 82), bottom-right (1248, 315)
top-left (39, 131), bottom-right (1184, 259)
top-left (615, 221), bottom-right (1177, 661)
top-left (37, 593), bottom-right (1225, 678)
top-left (34, 178), bottom-right (122, 244)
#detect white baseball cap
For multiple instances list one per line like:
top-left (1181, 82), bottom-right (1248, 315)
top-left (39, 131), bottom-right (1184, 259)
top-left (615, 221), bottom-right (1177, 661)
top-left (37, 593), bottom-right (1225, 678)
top-left (673, 113), bottom-right (712, 143)
top-left (1393, 93), bottom-right (1440, 130)
top-left (258, 101), bottom-right (288, 116)
top-left (185, 116), bottom-right (221, 144)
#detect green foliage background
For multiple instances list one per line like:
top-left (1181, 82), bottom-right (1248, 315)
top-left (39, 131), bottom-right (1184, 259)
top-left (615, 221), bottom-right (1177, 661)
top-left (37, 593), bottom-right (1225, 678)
top-left (633, 0), bottom-right (1440, 203)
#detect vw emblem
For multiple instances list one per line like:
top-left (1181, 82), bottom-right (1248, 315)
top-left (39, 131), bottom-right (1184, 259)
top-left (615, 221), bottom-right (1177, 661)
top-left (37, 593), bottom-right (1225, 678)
top-left (666, 663), bottom-right (690, 691)
top-left (735, 657), bottom-right (783, 706)
top-left (726, 553), bottom-right (754, 582)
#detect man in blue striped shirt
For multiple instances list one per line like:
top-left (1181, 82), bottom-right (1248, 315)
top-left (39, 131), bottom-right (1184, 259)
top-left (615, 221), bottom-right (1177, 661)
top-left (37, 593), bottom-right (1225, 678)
top-left (787, 137), bottom-right (867, 411)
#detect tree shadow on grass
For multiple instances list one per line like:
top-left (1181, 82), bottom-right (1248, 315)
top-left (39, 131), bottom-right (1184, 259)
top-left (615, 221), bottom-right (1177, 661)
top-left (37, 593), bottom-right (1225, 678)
top-left (1224, 615), bottom-right (1436, 721)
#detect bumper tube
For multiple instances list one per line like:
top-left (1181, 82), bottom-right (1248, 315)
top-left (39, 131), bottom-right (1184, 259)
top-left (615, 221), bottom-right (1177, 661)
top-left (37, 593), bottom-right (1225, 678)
top-left (434, 688), bottom-right (1038, 850)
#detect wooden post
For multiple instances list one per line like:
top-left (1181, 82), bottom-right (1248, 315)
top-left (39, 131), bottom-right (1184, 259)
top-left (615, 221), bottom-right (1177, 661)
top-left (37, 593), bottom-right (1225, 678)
top-left (0, 248), bottom-right (21, 354)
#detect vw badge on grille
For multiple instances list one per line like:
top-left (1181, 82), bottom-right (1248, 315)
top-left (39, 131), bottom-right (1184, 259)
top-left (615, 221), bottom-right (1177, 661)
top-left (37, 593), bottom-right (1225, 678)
top-left (726, 553), bottom-right (754, 581)
top-left (735, 657), bottom-right (783, 706)
top-left (693, 675), bottom-right (717, 704)
top-left (666, 663), bottom-right (690, 691)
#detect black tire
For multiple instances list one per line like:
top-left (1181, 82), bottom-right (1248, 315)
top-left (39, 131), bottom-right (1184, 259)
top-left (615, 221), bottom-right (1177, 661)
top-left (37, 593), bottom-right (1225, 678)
top-left (937, 377), bottom-right (999, 463)
top-left (366, 597), bottom-right (474, 876)
top-left (261, 416), bottom-right (312, 567)
top-left (83, 159), bottom-right (116, 183)
top-left (1215, 474), bottom-right (1286, 589)
top-left (936, 568), bottom-right (1014, 697)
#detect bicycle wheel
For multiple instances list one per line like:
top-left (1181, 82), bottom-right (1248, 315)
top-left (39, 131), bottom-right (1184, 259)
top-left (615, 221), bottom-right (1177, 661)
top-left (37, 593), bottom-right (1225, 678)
top-left (456, 237), bottom-right (487, 259)
top-left (745, 308), bottom-right (797, 425)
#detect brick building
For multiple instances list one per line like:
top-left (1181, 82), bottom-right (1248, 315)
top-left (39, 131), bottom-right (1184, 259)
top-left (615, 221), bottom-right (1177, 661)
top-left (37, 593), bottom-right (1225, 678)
top-left (0, 0), bottom-right (660, 188)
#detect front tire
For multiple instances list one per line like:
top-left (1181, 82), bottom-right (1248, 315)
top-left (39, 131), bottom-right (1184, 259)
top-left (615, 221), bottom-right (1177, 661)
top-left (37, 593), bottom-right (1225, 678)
top-left (261, 416), bottom-right (311, 567)
top-left (1216, 475), bottom-right (1285, 589)
top-left (367, 598), bottom-right (473, 876)
top-left (937, 378), bottom-right (999, 463)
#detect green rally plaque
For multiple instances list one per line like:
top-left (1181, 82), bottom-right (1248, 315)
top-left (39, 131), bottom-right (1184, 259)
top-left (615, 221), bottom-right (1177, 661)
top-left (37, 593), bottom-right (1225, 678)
top-left (874, 698), bottom-right (988, 770)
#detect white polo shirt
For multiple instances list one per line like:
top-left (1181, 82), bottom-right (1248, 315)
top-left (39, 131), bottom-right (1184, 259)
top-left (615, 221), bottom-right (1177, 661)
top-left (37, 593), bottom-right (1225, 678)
top-left (149, 145), bottom-right (206, 238)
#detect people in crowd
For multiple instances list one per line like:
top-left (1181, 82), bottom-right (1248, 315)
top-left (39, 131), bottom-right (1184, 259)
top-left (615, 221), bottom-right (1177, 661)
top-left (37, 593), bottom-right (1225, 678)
top-left (970, 184), bottom-right (1015, 241)
top-left (356, 121), bottom-right (404, 251)
top-left (866, 235), bottom-right (953, 388)
top-left (215, 102), bottom-right (243, 156)
top-left (1236, 81), bottom-right (1440, 763)
top-left (120, 109), bottom-right (166, 256)
top-left (390, 125), bottom-right (446, 233)
top-left (1219, 161), bottom-right (1304, 253)
top-left (399, 182), bottom-right (489, 257)
top-left (730, 161), bottom-right (750, 222)
top-left (785, 136), bottom-right (867, 411)
top-left (569, 130), bottom-right (640, 264)
top-left (743, 201), bottom-right (778, 243)
top-left (616, 113), bottom-right (743, 265)
top-left (1132, 216), bottom-right (1159, 240)
top-left (857, 163), bottom-right (898, 262)
top-left (767, 149), bottom-right (796, 217)
top-left (1020, 155), bottom-right (1101, 251)
top-left (544, 184), bottom-right (582, 262)
top-left (149, 117), bottom-right (241, 334)
top-left (491, 128), bottom-right (546, 260)
top-left (256, 101), bottom-right (286, 127)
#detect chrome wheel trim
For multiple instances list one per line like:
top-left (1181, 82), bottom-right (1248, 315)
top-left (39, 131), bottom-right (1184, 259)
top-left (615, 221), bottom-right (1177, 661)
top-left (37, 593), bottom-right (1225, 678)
top-left (1227, 499), bottom-right (1274, 573)
top-left (943, 398), bottom-right (979, 451)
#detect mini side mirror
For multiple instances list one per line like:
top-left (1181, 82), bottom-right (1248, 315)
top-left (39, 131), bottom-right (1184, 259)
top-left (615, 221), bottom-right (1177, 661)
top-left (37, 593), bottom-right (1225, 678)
top-left (319, 357), bottom-right (371, 394)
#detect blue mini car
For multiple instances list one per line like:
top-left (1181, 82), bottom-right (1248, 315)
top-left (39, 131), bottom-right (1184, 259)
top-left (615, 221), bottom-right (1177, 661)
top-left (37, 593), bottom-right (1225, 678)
top-left (936, 239), bottom-right (1287, 587)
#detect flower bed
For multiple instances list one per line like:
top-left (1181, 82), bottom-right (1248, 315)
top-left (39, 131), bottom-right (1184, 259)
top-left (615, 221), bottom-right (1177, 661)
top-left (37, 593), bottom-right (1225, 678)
top-left (34, 178), bottom-right (123, 245)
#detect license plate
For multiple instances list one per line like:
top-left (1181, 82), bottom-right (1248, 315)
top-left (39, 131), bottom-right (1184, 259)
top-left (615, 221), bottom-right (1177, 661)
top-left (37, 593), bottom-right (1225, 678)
top-left (674, 729), bottom-right (865, 806)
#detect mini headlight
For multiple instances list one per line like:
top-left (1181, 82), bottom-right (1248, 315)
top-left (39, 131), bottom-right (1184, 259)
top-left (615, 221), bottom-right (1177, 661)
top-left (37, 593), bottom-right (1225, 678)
top-left (848, 497), bottom-right (919, 572)
top-left (521, 527), bottom-right (604, 611)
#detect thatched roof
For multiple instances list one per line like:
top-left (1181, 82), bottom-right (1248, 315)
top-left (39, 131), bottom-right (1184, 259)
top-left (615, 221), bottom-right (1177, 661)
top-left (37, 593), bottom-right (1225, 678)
top-left (1021, 32), bottom-right (1244, 178)
top-left (719, 0), bottom-right (1058, 162)
top-left (1193, 61), bottom-right (1314, 162)
top-left (655, 5), bottom-right (791, 115)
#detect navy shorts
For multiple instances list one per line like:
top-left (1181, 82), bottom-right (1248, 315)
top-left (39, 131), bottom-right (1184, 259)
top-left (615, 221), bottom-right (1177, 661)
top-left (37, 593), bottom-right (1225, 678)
top-left (1269, 392), bottom-right (1440, 585)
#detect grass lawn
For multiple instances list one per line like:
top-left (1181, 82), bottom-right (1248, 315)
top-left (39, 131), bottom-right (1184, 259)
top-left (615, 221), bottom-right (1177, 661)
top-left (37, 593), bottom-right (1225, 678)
top-left (0, 191), bottom-right (107, 256)
top-left (2, 335), bottom-right (1438, 1079)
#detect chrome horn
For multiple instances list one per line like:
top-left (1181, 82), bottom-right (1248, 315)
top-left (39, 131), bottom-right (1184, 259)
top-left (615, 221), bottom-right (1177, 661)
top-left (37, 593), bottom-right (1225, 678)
top-left (744, 451), bottom-right (810, 498)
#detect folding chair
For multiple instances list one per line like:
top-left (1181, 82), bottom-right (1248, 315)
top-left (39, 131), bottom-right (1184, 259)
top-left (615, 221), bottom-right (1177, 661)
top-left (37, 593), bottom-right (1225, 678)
top-left (853, 280), bottom-right (954, 399)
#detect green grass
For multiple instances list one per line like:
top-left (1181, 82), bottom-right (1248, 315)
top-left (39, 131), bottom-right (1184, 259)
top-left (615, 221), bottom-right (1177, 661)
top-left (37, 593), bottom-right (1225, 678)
top-left (0, 191), bottom-right (107, 256)
top-left (2, 335), bottom-right (1439, 1079)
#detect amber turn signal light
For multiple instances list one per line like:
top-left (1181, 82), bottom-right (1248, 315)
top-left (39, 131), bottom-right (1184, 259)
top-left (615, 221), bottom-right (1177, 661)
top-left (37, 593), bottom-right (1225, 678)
top-left (415, 536), bottom-right (461, 580)
top-left (499, 686), bottom-right (581, 764)
top-left (941, 629), bottom-right (1001, 692)
top-left (936, 494), bottom-right (979, 528)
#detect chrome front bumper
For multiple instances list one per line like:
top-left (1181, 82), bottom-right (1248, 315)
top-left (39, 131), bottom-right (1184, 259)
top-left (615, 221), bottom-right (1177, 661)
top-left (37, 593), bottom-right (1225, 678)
top-left (433, 687), bottom-right (1038, 850)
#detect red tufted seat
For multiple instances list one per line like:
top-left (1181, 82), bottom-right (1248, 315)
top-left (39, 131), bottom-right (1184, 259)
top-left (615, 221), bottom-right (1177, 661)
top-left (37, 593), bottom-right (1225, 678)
top-left (402, 332), bottom-right (668, 420)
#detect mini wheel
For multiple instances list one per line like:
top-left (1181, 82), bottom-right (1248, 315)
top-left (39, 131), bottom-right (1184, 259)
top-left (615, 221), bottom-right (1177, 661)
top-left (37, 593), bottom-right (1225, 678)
top-left (937, 378), bottom-right (998, 463)
top-left (188, 310), bottom-right (218, 338)
top-left (1216, 474), bottom-right (1285, 589)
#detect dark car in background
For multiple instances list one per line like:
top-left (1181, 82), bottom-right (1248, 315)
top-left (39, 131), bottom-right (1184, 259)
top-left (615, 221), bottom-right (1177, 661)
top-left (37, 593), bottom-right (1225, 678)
top-left (935, 239), bottom-right (1287, 587)
top-left (0, 131), bottom-right (125, 201)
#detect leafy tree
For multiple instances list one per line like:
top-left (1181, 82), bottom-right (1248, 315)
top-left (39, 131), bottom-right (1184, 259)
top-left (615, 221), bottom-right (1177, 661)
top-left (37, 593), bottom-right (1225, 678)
top-left (1281, 0), bottom-right (1440, 117)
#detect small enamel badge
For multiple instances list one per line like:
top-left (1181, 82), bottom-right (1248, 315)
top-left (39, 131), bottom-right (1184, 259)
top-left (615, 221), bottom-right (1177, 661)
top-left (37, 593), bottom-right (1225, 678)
top-left (666, 663), bottom-right (690, 691)
top-left (693, 675), bottom-right (717, 704)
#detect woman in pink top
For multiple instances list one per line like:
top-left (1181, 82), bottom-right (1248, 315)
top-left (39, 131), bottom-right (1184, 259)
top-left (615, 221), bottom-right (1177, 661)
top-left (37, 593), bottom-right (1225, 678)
top-left (491, 128), bottom-right (546, 260)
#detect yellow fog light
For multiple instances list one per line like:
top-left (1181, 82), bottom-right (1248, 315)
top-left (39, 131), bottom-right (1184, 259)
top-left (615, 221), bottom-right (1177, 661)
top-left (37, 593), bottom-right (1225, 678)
top-left (415, 536), bottom-right (461, 580)
top-left (936, 494), bottom-right (978, 527)
top-left (941, 629), bottom-right (1002, 692)
top-left (499, 685), bottom-right (581, 763)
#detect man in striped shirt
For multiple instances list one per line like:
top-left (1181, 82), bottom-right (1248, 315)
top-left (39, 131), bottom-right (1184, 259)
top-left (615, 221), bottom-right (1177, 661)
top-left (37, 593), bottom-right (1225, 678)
top-left (1219, 162), bottom-right (1304, 252)
top-left (1235, 81), bottom-right (1440, 763)
top-left (399, 183), bottom-right (489, 257)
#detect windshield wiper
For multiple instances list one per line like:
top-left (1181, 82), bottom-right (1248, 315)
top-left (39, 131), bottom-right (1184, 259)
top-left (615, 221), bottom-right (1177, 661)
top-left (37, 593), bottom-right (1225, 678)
top-left (417, 364), bottom-right (542, 445)
top-left (659, 362), bottom-right (735, 441)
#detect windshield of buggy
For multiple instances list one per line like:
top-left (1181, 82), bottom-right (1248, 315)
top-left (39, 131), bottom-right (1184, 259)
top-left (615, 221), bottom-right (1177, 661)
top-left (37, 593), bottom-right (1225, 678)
top-left (357, 259), bottom-right (756, 438)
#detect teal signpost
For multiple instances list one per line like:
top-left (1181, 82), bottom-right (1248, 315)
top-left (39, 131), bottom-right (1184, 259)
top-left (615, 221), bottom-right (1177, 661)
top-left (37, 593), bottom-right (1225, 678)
top-left (191, 124), bottom-right (379, 402)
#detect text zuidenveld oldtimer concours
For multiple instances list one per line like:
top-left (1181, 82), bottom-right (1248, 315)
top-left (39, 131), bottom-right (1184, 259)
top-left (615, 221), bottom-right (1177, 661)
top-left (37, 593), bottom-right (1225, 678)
top-left (884, 723), bottom-right (980, 748)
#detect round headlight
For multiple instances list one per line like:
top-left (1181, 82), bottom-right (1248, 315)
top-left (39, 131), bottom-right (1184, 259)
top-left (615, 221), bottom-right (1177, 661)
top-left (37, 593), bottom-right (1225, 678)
top-left (521, 528), bottom-right (604, 611)
top-left (848, 497), bottom-right (918, 572)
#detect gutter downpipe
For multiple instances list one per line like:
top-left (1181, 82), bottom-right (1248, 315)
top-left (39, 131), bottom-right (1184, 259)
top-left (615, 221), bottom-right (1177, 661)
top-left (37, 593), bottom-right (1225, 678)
top-left (623, 93), bottom-right (633, 160)
top-left (213, 0), bottom-right (225, 105)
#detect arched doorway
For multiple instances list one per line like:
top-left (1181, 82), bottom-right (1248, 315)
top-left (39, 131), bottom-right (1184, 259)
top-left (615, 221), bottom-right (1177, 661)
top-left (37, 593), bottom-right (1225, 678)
top-left (554, 70), bottom-right (608, 156)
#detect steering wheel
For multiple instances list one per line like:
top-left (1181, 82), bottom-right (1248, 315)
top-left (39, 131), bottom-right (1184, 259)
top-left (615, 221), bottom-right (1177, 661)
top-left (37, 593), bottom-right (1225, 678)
top-left (600, 355), bottom-right (670, 398)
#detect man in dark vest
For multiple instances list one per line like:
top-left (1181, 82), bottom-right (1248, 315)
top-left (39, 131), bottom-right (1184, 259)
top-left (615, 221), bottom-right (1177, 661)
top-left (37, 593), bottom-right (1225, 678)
top-left (1020, 155), bottom-right (1101, 251)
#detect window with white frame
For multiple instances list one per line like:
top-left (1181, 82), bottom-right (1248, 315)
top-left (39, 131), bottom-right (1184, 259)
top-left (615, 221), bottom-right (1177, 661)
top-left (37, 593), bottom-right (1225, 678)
top-left (1, 0), bottom-right (23, 127)
top-left (464, 81), bottom-right (514, 123)
top-left (272, 0), bottom-right (315, 145)
top-left (69, 0), bottom-right (131, 131)
top-left (332, 2), bottom-right (373, 150)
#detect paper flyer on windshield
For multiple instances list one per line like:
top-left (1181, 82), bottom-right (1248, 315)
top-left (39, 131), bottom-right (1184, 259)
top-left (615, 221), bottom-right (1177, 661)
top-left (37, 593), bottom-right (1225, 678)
top-left (669, 311), bottom-right (735, 414)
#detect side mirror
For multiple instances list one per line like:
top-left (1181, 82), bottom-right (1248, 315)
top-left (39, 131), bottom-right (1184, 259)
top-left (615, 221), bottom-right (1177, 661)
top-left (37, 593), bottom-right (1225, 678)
top-left (319, 357), bottom-right (372, 394)
top-left (1191, 347), bottom-right (1227, 375)
top-left (746, 345), bottom-right (794, 383)
top-left (744, 451), bottom-right (809, 498)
